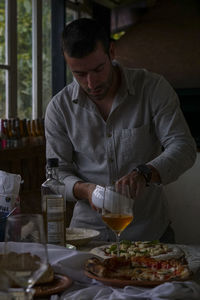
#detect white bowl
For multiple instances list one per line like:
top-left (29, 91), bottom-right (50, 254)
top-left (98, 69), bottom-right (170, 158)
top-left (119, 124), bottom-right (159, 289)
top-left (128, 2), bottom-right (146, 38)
top-left (66, 227), bottom-right (100, 247)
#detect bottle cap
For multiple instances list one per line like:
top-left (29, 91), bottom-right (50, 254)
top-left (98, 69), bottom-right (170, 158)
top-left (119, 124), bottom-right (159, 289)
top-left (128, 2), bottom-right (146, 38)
top-left (47, 158), bottom-right (59, 168)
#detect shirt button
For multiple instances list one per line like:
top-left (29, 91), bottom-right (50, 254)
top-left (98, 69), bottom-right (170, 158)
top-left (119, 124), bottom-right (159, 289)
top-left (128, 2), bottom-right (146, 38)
top-left (107, 133), bottom-right (112, 138)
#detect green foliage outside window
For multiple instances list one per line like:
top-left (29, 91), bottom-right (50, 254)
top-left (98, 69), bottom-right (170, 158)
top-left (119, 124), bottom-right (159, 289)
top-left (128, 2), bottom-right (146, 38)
top-left (17, 0), bottom-right (32, 119)
top-left (42, 0), bottom-right (52, 116)
top-left (66, 8), bottom-right (75, 85)
top-left (0, 0), bottom-right (52, 119)
top-left (0, 0), bottom-right (5, 117)
top-left (0, 0), bottom-right (5, 64)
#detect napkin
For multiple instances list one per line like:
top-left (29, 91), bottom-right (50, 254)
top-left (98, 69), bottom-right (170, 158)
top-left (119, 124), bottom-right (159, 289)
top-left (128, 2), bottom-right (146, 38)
top-left (47, 245), bottom-right (94, 284)
top-left (61, 281), bottom-right (200, 300)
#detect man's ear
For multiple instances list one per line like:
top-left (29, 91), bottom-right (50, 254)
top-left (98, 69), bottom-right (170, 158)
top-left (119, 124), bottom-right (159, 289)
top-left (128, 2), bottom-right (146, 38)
top-left (109, 41), bottom-right (115, 60)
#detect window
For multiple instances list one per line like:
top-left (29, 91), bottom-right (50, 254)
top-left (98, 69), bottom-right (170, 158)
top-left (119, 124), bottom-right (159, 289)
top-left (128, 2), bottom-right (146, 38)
top-left (0, 69), bottom-right (6, 117)
top-left (65, 0), bottom-right (91, 84)
top-left (42, 0), bottom-right (51, 117)
top-left (0, 0), bottom-right (93, 119)
top-left (0, 0), bottom-right (51, 119)
top-left (17, 0), bottom-right (32, 119)
top-left (0, 0), bottom-right (6, 117)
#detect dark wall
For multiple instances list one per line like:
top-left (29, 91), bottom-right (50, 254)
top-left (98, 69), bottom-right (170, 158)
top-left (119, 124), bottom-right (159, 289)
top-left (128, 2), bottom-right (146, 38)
top-left (115, 0), bottom-right (200, 149)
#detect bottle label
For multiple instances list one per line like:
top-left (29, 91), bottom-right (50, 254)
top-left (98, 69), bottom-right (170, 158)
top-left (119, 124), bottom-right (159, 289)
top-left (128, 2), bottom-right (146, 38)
top-left (47, 197), bottom-right (64, 217)
top-left (44, 196), bottom-right (66, 246)
top-left (47, 221), bottom-right (64, 244)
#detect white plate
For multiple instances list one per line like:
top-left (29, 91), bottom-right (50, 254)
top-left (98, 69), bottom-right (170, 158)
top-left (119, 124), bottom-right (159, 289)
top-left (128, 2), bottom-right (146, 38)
top-left (66, 227), bottom-right (100, 247)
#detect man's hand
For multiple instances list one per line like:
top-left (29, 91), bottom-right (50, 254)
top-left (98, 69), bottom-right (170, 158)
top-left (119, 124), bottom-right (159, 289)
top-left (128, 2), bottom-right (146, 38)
top-left (116, 165), bottom-right (161, 198)
top-left (116, 170), bottom-right (146, 198)
top-left (73, 181), bottom-right (97, 210)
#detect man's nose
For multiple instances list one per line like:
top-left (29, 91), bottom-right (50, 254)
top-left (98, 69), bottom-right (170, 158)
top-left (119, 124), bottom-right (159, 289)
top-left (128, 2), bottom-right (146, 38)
top-left (87, 73), bottom-right (97, 90)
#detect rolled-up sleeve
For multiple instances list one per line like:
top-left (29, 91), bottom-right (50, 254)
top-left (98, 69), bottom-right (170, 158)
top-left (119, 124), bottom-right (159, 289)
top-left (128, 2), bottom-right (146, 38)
top-left (45, 94), bottom-right (82, 202)
top-left (148, 76), bottom-right (196, 184)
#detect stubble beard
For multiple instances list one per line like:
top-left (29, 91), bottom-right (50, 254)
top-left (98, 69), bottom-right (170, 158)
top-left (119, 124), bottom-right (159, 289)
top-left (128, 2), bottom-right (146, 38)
top-left (85, 67), bottom-right (114, 102)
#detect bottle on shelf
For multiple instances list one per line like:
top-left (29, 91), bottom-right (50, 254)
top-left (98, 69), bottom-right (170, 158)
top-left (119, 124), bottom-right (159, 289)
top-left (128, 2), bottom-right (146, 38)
top-left (22, 118), bottom-right (30, 146)
top-left (19, 119), bottom-right (26, 147)
top-left (0, 119), bottom-right (4, 149)
top-left (0, 119), bottom-right (9, 149)
top-left (14, 118), bottom-right (22, 148)
top-left (41, 158), bottom-right (66, 246)
top-left (26, 119), bottom-right (32, 144)
top-left (7, 119), bottom-right (13, 148)
top-left (31, 119), bottom-right (39, 146)
top-left (36, 118), bottom-right (44, 145)
top-left (10, 118), bottom-right (18, 148)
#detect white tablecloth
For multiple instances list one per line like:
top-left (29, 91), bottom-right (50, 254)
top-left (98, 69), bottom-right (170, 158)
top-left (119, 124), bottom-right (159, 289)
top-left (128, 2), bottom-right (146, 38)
top-left (0, 242), bottom-right (200, 299)
top-left (46, 243), bottom-right (200, 300)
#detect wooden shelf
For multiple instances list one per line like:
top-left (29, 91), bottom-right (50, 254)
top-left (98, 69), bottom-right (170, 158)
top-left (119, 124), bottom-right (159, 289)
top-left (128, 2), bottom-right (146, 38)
top-left (0, 145), bottom-right (75, 225)
top-left (0, 145), bottom-right (46, 213)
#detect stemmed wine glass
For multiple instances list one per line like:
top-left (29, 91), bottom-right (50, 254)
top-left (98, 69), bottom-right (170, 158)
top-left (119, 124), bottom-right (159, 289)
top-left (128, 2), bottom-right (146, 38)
top-left (101, 184), bottom-right (134, 256)
top-left (3, 214), bottom-right (48, 299)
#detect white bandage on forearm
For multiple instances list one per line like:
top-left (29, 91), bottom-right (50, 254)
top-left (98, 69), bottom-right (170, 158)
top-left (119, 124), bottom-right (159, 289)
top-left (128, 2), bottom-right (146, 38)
top-left (92, 185), bottom-right (126, 212)
top-left (92, 185), bottom-right (104, 208)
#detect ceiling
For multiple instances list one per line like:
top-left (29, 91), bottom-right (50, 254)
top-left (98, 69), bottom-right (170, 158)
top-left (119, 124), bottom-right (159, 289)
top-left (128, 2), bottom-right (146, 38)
top-left (115, 0), bottom-right (200, 89)
top-left (93, 0), bottom-right (157, 9)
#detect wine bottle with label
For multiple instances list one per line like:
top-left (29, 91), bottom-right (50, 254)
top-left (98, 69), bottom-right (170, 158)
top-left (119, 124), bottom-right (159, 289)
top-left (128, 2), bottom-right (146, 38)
top-left (41, 158), bottom-right (66, 246)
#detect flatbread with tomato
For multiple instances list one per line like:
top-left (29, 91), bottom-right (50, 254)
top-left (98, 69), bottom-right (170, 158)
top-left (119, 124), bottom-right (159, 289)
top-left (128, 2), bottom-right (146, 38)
top-left (85, 255), bottom-right (191, 286)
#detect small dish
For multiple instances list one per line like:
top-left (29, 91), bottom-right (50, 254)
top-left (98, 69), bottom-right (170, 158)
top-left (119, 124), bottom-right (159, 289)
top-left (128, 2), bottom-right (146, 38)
top-left (35, 274), bottom-right (72, 296)
top-left (9, 274), bottom-right (72, 298)
top-left (66, 227), bottom-right (100, 247)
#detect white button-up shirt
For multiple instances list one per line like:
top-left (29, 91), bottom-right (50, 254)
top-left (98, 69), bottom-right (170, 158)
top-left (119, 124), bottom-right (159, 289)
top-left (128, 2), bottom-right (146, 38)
top-left (45, 62), bottom-right (196, 241)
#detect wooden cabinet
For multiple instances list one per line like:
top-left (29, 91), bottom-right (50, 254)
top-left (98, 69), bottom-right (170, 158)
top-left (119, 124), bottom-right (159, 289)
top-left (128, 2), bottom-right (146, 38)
top-left (0, 145), bottom-right (74, 225)
top-left (0, 145), bottom-right (46, 213)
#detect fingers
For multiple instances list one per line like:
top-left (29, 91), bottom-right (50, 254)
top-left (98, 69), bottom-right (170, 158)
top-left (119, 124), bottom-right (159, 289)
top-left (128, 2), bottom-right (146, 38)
top-left (91, 202), bottom-right (98, 211)
top-left (116, 170), bottom-right (146, 198)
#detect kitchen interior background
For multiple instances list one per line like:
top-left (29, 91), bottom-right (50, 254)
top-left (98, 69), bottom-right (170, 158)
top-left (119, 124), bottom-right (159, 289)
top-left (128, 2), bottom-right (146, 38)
top-left (0, 0), bottom-right (199, 244)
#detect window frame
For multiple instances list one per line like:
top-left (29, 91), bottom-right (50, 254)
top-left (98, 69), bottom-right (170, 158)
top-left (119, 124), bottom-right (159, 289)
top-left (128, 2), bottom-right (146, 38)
top-left (0, 0), bottom-right (109, 119)
top-left (51, 0), bottom-right (66, 97)
top-left (32, 0), bottom-right (43, 119)
top-left (0, 0), bottom-right (43, 119)
top-left (0, 0), bottom-right (17, 118)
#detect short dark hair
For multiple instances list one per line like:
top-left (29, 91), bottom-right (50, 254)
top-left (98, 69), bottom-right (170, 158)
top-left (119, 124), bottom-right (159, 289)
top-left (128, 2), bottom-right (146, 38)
top-left (62, 18), bottom-right (110, 58)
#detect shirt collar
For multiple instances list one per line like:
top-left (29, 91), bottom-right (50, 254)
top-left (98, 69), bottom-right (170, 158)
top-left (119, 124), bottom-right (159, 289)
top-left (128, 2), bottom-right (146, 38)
top-left (71, 77), bottom-right (82, 103)
top-left (113, 60), bottom-right (135, 96)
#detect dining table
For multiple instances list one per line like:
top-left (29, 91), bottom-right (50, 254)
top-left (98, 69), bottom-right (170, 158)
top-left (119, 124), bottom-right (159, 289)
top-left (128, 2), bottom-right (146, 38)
top-left (40, 240), bottom-right (200, 300)
top-left (1, 241), bottom-right (200, 300)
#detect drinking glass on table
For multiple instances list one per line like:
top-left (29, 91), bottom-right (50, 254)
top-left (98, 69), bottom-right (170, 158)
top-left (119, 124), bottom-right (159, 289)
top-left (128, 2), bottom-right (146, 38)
top-left (101, 184), bottom-right (134, 256)
top-left (3, 214), bottom-right (48, 299)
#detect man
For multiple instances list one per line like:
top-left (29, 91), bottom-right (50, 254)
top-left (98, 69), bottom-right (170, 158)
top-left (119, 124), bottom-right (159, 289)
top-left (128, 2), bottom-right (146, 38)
top-left (45, 18), bottom-right (196, 242)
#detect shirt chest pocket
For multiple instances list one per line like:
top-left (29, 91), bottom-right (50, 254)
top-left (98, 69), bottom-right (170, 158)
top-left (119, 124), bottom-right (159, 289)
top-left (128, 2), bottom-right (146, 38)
top-left (115, 124), bottom-right (157, 163)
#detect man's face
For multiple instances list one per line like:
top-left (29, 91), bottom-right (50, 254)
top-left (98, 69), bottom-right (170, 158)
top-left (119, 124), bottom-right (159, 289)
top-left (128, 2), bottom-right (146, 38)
top-left (64, 42), bottom-right (115, 101)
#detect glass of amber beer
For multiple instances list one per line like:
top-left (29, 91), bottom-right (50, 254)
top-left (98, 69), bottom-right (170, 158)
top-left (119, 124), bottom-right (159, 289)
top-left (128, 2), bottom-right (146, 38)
top-left (101, 184), bottom-right (134, 256)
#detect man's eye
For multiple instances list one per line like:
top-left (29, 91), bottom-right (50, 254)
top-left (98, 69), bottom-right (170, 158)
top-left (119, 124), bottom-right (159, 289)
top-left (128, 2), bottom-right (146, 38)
top-left (95, 66), bottom-right (104, 72)
top-left (76, 73), bottom-right (86, 77)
